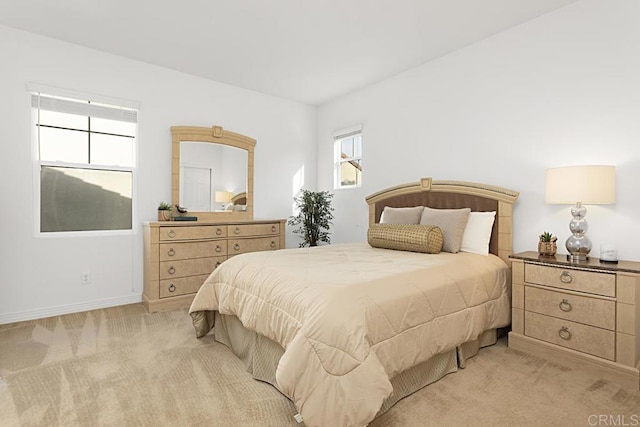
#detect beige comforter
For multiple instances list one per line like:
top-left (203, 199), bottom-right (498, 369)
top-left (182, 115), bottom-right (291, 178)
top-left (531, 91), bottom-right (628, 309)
top-left (189, 243), bottom-right (511, 427)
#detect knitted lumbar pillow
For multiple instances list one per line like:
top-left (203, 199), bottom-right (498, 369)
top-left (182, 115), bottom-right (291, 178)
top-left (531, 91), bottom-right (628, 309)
top-left (367, 223), bottom-right (443, 254)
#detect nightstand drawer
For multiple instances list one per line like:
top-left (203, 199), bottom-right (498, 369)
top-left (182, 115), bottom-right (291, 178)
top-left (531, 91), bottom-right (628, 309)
top-left (525, 311), bottom-right (615, 360)
top-left (525, 286), bottom-right (615, 330)
top-left (159, 226), bottom-right (227, 241)
top-left (525, 264), bottom-right (615, 297)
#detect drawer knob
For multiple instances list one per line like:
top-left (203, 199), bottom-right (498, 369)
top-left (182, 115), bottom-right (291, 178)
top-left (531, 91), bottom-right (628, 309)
top-left (168, 248), bottom-right (175, 257)
top-left (215, 261), bottom-right (222, 268)
top-left (560, 271), bottom-right (573, 283)
top-left (234, 227), bottom-right (241, 234)
top-left (558, 326), bottom-right (572, 341)
top-left (215, 245), bottom-right (222, 253)
top-left (168, 266), bottom-right (176, 275)
top-left (168, 230), bottom-right (176, 238)
top-left (168, 284), bottom-right (176, 293)
top-left (271, 225), bottom-right (277, 233)
top-left (216, 228), bottom-right (222, 236)
top-left (559, 299), bottom-right (572, 312)
top-left (234, 243), bottom-right (240, 251)
top-left (270, 241), bottom-right (276, 249)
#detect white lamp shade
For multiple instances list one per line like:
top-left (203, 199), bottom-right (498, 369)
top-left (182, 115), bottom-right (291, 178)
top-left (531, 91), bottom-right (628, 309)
top-left (545, 165), bottom-right (615, 205)
top-left (215, 191), bottom-right (232, 203)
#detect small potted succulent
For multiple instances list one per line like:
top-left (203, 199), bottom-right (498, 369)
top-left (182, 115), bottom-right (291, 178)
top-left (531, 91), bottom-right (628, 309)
top-left (538, 231), bottom-right (557, 256)
top-left (157, 202), bottom-right (172, 221)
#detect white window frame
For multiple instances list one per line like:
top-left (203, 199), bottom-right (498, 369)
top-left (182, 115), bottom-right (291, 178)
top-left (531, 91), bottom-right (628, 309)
top-left (333, 125), bottom-right (363, 189)
top-left (29, 84), bottom-right (139, 237)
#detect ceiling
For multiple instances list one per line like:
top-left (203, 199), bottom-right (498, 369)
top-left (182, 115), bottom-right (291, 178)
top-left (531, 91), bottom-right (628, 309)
top-left (0, 0), bottom-right (578, 106)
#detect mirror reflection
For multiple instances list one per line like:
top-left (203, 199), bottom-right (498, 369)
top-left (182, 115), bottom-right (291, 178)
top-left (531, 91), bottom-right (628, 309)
top-left (179, 141), bottom-right (248, 212)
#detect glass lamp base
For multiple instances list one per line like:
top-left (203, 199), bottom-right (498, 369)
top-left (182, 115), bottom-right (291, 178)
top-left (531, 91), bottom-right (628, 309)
top-left (566, 253), bottom-right (588, 262)
top-left (566, 202), bottom-right (592, 263)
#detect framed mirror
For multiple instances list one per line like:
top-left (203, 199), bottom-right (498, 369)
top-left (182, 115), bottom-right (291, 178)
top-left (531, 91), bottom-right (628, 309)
top-left (171, 125), bottom-right (255, 220)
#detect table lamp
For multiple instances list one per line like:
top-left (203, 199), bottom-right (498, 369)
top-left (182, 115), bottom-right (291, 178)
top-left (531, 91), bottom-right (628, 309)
top-left (215, 191), bottom-right (232, 210)
top-left (545, 165), bottom-right (615, 262)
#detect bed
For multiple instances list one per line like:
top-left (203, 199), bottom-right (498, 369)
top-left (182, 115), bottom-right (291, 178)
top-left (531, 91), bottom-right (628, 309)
top-left (189, 177), bottom-right (519, 426)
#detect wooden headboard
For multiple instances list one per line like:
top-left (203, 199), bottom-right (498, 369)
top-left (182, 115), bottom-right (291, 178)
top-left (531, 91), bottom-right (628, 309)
top-left (365, 178), bottom-right (519, 264)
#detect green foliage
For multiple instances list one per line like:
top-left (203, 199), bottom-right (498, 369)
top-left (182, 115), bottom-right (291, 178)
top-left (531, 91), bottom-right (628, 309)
top-left (539, 231), bottom-right (555, 242)
top-left (158, 201), bottom-right (172, 210)
top-left (288, 190), bottom-right (335, 247)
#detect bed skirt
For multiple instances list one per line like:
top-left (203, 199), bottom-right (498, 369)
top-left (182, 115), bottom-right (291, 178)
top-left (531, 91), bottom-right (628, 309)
top-left (212, 312), bottom-right (498, 418)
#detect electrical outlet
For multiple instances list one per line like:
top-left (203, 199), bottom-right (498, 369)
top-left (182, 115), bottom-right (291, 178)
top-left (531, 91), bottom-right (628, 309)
top-left (81, 272), bottom-right (91, 285)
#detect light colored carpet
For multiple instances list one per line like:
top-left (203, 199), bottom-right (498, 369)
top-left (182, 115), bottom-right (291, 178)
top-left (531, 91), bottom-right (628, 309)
top-left (0, 304), bottom-right (638, 426)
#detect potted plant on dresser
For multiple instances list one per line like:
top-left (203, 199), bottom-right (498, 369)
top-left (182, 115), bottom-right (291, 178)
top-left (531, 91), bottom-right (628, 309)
top-left (538, 231), bottom-right (557, 256)
top-left (157, 202), bottom-right (172, 221)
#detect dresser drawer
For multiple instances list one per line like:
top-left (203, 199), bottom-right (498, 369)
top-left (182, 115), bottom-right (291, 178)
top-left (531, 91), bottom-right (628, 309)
top-left (228, 236), bottom-right (279, 255)
top-left (159, 256), bottom-right (225, 280)
top-left (525, 264), bottom-right (615, 297)
top-left (524, 311), bottom-right (615, 360)
top-left (228, 223), bottom-right (280, 238)
top-left (159, 225), bottom-right (227, 241)
top-left (159, 241), bottom-right (227, 261)
top-left (525, 286), bottom-right (615, 330)
top-left (159, 274), bottom-right (210, 298)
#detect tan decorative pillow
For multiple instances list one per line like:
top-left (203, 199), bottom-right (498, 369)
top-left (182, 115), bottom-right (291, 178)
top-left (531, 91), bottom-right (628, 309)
top-left (367, 224), bottom-right (443, 254)
top-left (420, 207), bottom-right (471, 253)
top-left (380, 206), bottom-right (424, 225)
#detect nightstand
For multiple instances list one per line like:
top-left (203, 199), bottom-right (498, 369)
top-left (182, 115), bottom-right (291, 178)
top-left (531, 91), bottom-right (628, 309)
top-left (509, 251), bottom-right (640, 390)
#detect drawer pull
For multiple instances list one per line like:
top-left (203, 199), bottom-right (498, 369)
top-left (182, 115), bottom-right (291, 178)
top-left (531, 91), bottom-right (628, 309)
top-left (271, 225), bottom-right (277, 233)
top-left (558, 326), bottom-right (572, 341)
top-left (167, 248), bottom-right (175, 257)
top-left (559, 299), bottom-right (572, 312)
top-left (215, 261), bottom-right (222, 268)
top-left (168, 284), bottom-right (176, 293)
top-left (168, 230), bottom-right (176, 238)
top-left (215, 245), bottom-right (222, 253)
top-left (560, 271), bottom-right (573, 283)
top-left (234, 227), bottom-right (241, 235)
top-left (234, 243), bottom-right (240, 251)
top-left (216, 228), bottom-right (222, 236)
top-left (168, 266), bottom-right (176, 275)
top-left (270, 241), bottom-right (276, 249)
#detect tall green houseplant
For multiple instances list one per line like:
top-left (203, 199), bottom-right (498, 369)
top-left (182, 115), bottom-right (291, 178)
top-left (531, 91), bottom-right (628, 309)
top-left (288, 190), bottom-right (335, 247)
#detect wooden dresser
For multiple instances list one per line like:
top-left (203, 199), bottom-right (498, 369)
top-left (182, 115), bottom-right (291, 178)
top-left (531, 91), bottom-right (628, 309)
top-left (509, 251), bottom-right (640, 390)
top-left (143, 219), bottom-right (285, 312)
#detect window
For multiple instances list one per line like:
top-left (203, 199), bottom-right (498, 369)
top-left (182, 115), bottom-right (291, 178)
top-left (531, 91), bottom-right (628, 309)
top-left (32, 91), bottom-right (137, 233)
top-left (334, 126), bottom-right (362, 189)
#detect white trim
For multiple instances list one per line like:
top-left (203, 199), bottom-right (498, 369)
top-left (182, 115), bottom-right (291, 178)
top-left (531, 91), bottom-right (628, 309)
top-left (40, 161), bottom-right (135, 172)
top-left (37, 228), bottom-right (136, 239)
top-left (0, 294), bottom-right (142, 325)
top-left (332, 124), bottom-right (362, 139)
top-left (31, 93), bottom-right (137, 123)
top-left (26, 82), bottom-right (140, 110)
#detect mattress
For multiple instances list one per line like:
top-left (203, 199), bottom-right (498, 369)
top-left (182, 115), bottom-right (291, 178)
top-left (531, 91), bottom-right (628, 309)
top-left (190, 242), bottom-right (511, 426)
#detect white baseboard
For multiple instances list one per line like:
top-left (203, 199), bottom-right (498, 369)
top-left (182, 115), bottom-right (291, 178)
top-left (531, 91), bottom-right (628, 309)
top-left (0, 294), bottom-right (143, 325)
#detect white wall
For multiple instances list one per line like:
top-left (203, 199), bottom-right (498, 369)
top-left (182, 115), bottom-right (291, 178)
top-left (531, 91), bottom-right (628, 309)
top-left (0, 25), bottom-right (316, 323)
top-left (317, 0), bottom-right (640, 261)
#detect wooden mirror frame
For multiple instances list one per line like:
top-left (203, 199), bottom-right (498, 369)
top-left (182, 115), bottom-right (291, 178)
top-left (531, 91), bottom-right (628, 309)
top-left (171, 125), bottom-right (255, 221)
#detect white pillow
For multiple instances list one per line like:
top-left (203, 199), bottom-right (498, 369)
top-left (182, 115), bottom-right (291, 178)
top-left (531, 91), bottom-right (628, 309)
top-left (460, 211), bottom-right (496, 255)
